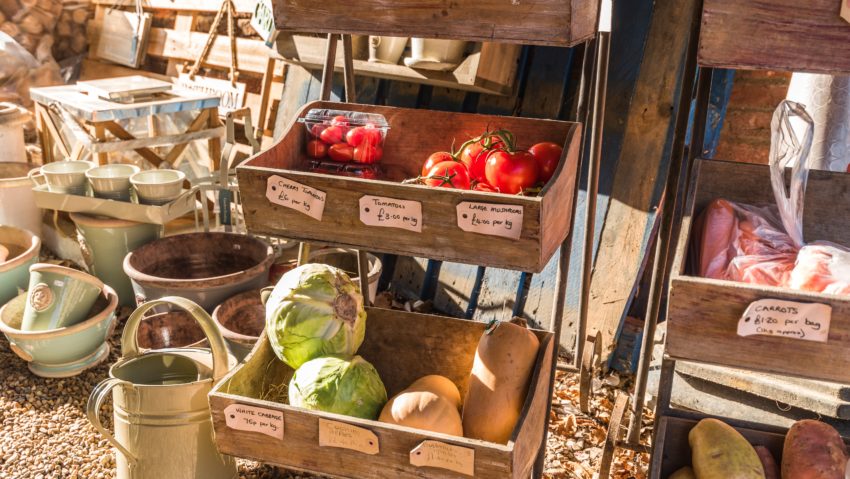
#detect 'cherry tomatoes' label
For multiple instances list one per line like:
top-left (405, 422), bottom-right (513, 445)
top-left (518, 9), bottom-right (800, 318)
top-left (266, 175), bottom-right (326, 221)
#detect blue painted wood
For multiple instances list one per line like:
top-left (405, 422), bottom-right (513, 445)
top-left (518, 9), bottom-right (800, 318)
top-left (704, 69), bottom-right (735, 158)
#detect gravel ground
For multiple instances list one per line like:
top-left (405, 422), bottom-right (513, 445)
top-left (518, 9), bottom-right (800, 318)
top-left (0, 263), bottom-right (649, 478)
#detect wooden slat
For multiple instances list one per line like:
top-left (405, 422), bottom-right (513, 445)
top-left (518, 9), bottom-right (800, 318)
top-left (209, 307), bottom-right (554, 478)
top-left (586, 0), bottom-right (699, 358)
top-left (699, 0), bottom-right (850, 74)
top-left (237, 101), bottom-right (580, 272)
top-left (272, 0), bottom-right (599, 47)
top-left (101, 121), bottom-right (166, 165)
top-left (92, 0), bottom-right (256, 14)
top-left (147, 27), bottom-right (274, 75)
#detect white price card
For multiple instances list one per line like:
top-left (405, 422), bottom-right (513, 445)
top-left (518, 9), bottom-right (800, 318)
top-left (224, 404), bottom-right (284, 439)
top-left (266, 175), bottom-right (326, 221)
top-left (359, 195), bottom-right (422, 232)
top-left (410, 440), bottom-right (474, 476)
top-left (456, 201), bottom-right (523, 240)
top-left (318, 418), bottom-right (379, 455)
top-left (251, 0), bottom-right (277, 45)
top-left (738, 299), bottom-right (831, 343)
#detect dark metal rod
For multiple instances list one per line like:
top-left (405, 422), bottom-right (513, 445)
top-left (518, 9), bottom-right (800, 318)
top-left (357, 250), bottom-right (371, 307)
top-left (624, 4), bottom-right (706, 443)
top-left (464, 266), bottom-right (487, 319)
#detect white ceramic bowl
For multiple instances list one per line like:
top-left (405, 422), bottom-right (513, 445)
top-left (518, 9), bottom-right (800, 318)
top-left (130, 169), bottom-right (186, 205)
top-left (41, 161), bottom-right (95, 195)
top-left (86, 164), bottom-right (141, 201)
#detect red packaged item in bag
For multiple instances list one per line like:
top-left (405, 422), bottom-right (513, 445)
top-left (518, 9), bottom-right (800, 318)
top-left (789, 242), bottom-right (850, 294)
top-left (695, 199), bottom-right (798, 287)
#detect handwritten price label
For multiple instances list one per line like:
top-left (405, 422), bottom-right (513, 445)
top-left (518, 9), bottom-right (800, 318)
top-left (359, 195), bottom-right (422, 232)
top-left (456, 201), bottom-right (523, 240)
top-left (410, 440), bottom-right (474, 476)
top-left (265, 175), bottom-right (326, 221)
top-left (224, 404), bottom-right (284, 439)
top-left (738, 299), bottom-right (831, 343)
top-left (318, 418), bottom-right (379, 455)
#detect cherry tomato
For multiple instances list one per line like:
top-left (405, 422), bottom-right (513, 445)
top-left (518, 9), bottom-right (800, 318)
top-left (330, 115), bottom-right (349, 127)
top-left (306, 139), bottom-right (328, 159)
top-left (421, 151), bottom-right (455, 176)
top-left (320, 125), bottom-right (345, 144)
top-left (460, 134), bottom-right (504, 183)
top-left (346, 127), bottom-right (382, 147)
top-left (353, 144), bottom-right (383, 164)
top-left (528, 142), bottom-right (563, 183)
top-left (424, 161), bottom-right (471, 189)
top-left (309, 123), bottom-right (326, 138)
top-left (328, 143), bottom-right (354, 162)
top-left (485, 150), bottom-right (539, 194)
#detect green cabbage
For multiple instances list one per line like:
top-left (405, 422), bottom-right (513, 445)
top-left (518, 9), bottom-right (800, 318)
top-left (266, 263), bottom-right (366, 369)
top-left (289, 355), bottom-right (387, 420)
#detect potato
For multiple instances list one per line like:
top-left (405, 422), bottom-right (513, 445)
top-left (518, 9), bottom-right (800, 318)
top-left (781, 420), bottom-right (848, 479)
top-left (689, 418), bottom-right (765, 479)
top-left (754, 446), bottom-right (779, 479)
top-left (669, 466), bottom-right (696, 479)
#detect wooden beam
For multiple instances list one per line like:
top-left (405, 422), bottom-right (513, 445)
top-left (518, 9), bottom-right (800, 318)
top-left (146, 27), bottom-right (274, 75)
top-left (89, 126), bottom-right (225, 153)
top-left (92, 0), bottom-right (256, 14)
top-left (586, 0), bottom-right (700, 359)
top-left (101, 122), bottom-right (166, 165)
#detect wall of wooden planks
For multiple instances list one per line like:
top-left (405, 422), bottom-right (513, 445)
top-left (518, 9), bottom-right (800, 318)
top-left (270, 0), bottom-right (692, 358)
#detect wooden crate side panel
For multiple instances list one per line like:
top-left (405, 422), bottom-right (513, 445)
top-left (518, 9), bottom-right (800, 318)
top-left (690, 159), bottom-right (776, 213)
top-left (539, 123), bottom-right (581, 267)
top-left (271, 0), bottom-right (598, 47)
top-left (209, 309), bottom-right (560, 478)
top-left (667, 276), bottom-right (850, 384)
top-left (699, 0), bottom-right (850, 74)
top-left (802, 168), bottom-right (850, 244)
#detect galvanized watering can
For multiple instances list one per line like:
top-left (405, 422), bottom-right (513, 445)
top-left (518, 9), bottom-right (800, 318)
top-left (87, 296), bottom-right (237, 479)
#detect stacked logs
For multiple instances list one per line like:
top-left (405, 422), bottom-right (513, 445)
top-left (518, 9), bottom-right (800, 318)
top-left (0, 0), bottom-right (91, 62)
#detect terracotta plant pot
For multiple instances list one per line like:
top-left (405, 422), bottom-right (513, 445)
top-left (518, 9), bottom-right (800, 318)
top-left (137, 310), bottom-right (206, 350)
top-left (308, 248), bottom-right (382, 302)
top-left (212, 288), bottom-right (265, 361)
top-left (123, 232), bottom-right (274, 311)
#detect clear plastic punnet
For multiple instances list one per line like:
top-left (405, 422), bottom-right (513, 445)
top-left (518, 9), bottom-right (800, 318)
top-left (298, 109), bottom-right (390, 165)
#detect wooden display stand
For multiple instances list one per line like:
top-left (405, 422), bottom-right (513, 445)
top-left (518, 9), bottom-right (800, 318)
top-left (207, 0), bottom-right (610, 476)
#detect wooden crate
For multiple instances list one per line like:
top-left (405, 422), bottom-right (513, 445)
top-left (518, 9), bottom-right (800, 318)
top-left (649, 413), bottom-right (790, 478)
top-left (699, 0), bottom-right (850, 74)
top-left (667, 159), bottom-right (850, 384)
top-left (209, 307), bottom-right (554, 478)
top-left (274, 34), bottom-right (521, 96)
top-left (236, 101), bottom-right (581, 273)
top-left (271, 0), bottom-right (599, 47)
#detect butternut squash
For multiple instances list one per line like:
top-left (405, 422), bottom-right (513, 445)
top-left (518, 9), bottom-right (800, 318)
top-left (406, 375), bottom-right (461, 409)
top-left (378, 380), bottom-right (462, 436)
top-left (688, 418), bottom-right (765, 479)
top-left (462, 318), bottom-right (540, 444)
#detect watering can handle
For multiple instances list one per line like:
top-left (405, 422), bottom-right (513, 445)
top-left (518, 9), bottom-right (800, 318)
top-left (86, 378), bottom-right (138, 465)
top-left (121, 296), bottom-right (230, 381)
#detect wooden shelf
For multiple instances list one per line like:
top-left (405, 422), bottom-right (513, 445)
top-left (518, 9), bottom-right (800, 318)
top-left (271, 0), bottom-right (599, 47)
top-left (699, 0), bottom-right (850, 74)
top-left (274, 34), bottom-right (520, 96)
top-left (666, 159), bottom-right (850, 384)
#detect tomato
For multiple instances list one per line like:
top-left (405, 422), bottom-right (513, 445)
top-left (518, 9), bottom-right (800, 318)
top-left (473, 182), bottom-right (498, 193)
top-left (346, 127), bottom-right (382, 147)
top-left (320, 125), bottom-right (345, 144)
top-left (424, 161), bottom-right (471, 189)
top-left (353, 144), bottom-right (383, 164)
top-left (460, 134), bottom-right (505, 183)
top-left (528, 142), bottom-right (563, 183)
top-left (306, 139), bottom-right (328, 159)
top-left (328, 143), bottom-right (354, 162)
top-left (330, 115), bottom-right (349, 127)
top-left (421, 151), bottom-right (455, 176)
top-left (485, 150), bottom-right (539, 194)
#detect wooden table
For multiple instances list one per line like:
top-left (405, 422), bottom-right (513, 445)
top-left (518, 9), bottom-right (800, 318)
top-left (30, 85), bottom-right (224, 169)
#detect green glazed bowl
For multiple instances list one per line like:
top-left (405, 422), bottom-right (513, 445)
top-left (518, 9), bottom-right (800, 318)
top-left (0, 225), bottom-right (40, 306)
top-left (0, 285), bottom-right (118, 378)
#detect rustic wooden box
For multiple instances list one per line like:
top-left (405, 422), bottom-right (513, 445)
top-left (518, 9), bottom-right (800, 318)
top-left (649, 413), bottom-right (789, 479)
top-left (271, 0), bottom-right (599, 47)
top-left (209, 307), bottom-right (554, 478)
top-left (274, 34), bottom-right (521, 96)
top-left (699, 0), bottom-right (850, 74)
top-left (667, 159), bottom-right (850, 384)
top-left (236, 101), bottom-right (581, 272)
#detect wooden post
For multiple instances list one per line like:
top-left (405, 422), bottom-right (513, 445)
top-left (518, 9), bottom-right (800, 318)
top-left (208, 108), bottom-right (222, 171)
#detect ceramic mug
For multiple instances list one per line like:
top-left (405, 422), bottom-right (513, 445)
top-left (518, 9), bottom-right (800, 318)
top-left (405, 38), bottom-right (468, 71)
top-left (70, 213), bottom-right (160, 306)
top-left (86, 164), bottom-right (141, 201)
top-left (130, 169), bottom-right (186, 205)
top-left (21, 263), bottom-right (104, 332)
top-left (41, 161), bottom-right (95, 195)
top-left (368, 36), bottom-right (408, 64)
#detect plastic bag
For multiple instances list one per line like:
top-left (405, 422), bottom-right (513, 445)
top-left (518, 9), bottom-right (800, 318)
top-left (0, 32), bottom-right (61, 105)
top-left (769, 100), bottom-right (815, 248)
top-left (789, 242), bottom-right (850, 295)
top-left (695, 198), bottom-right (797, 287)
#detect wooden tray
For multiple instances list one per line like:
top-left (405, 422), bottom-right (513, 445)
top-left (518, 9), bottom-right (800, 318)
top-left (271, 0), bottom-right (599, 47)
top-left (209, 307), bottom-right (554, 478)
top-left (667, 159), bottom-right (850, 384)
top-left (236, 101), bottom-right (581, 273)
top-left (32, 185), bottom-right (197, 225)
top-left (699, 0), bottom-right (850, 74)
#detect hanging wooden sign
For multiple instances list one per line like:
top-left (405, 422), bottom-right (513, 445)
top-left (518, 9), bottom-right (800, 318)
top-left (173, 73), bottom-right (246, 114)
top-left (251, 0), bottom-right (277, 46)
